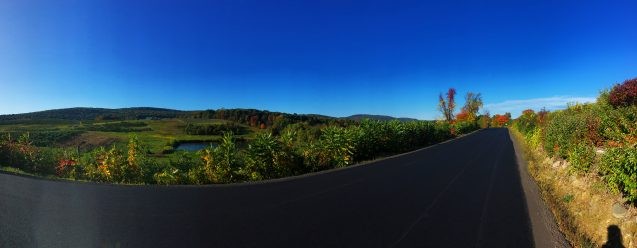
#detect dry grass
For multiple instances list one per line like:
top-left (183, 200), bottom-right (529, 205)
top-left (52, 119), bottom-right (260, 153)
top-left (60, 131), bottom-right (121, 150)
top-left (510, 129), bottom-right (637, 248)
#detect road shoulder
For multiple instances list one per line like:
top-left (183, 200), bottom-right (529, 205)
top-left (508, 129), bottom-right (570, 247)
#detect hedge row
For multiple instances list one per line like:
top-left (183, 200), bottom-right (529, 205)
top-left (512, 79), bottom-right (637, 202)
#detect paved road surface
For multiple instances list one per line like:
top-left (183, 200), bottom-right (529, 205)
top-left (0, 128), bottom-right (568, 247)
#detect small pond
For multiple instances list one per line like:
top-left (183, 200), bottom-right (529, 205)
top-left (175, 142), bottom-right (218, 152)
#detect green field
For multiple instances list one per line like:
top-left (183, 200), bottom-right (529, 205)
top-left (0, 118), bottom-right (260, 156)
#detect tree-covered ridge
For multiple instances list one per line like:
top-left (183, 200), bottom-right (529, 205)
top-left (0, 107), bottom-right (186, 121)
top-left (0, 107), bottom-right (346, 129)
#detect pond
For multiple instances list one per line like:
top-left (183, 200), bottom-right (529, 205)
top-left (175, 142), bottom-right (217, 152)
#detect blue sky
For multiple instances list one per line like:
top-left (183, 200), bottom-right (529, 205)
top-left (0, 0), bottom-right (635, 119)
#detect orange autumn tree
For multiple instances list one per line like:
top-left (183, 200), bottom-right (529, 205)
top-left (455, 111), bottom-right (470, 122)
top-left (460, 92), bottom-right (483, 121)
top-left (491, 114), bottom-right (510, 127)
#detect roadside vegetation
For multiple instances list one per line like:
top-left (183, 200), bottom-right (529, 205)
top-left (0, 89), bottom-right (507, 185)
top-left (0, 119), bottom-right (473, 185)
top-left (510, 77), bottom-right (637, 247)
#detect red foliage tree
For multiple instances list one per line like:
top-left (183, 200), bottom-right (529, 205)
top-left (438, 88), bottom-right (456, 122)
top-left (522, 109), bottom-right (535, 116)
top-left (491, 114), bottom-right (510, 127)
top-left (609, 77), bottom-right (637, 107)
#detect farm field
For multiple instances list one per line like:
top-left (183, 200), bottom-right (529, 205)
top-left (0, 118), bottom-right (257, 155)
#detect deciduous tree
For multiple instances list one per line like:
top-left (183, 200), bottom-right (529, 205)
top-left (438, 88), bottom-right (456, 122)
top-left (461, 92), bottom-right (483, 121)
top-left (491, 114), bottom-right (510, 127)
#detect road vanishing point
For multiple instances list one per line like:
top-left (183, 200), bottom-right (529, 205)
top-left (1, 128), bottom-right (569, 247)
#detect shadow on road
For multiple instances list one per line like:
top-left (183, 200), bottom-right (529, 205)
top-left (601, 225), bottom-right (624, 248)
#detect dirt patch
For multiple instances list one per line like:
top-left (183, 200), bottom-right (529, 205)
top-left (60, 132), bottom-right (122, 151)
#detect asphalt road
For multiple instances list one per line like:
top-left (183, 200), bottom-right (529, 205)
top-left (0, 128), bottom-right (568, 248)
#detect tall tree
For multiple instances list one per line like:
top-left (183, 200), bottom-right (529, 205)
top-left (438, 88), bottom-right (456, 122)
top-left (461, 92), bottom-right (483, 121)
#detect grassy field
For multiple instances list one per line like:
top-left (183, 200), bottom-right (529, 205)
top-left (0, 118), bottom-right (260, 155)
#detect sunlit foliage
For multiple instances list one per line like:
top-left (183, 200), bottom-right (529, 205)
top-left (511, 78), bottom-right (637, 202)
top-left (438, 88), bottom-right (456, 122)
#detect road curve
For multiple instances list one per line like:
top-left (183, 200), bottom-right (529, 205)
top-left (0, 128), bottom-right (568, 247)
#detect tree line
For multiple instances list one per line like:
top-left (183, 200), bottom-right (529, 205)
top-left (437, 87), bottom-right (510, 130)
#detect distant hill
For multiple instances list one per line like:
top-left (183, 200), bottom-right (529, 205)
top-left (0, 108), bottom-right (418, 127)
top-left (343, 114), bottom-right (418, 122)
top-left (0, 107), bottom-right (342, 128)
top-left (0, 107), bottom-right (187, 121)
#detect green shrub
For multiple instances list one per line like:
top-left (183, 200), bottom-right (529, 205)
top-left (123, 135), bottom-right (144, 183)
top-left (140, 159), bottom-right (164, 184)
top-left (148, 151), bottom-right (201, 184)
top-left (244, 132), bottom-right (283, 180)
top-left (403, 121), bottom-right (436, 149)
top-left (82, 146), bottom-right (123, 182)
top-left (567, 143), bottom-right (595, 174)
top-left (154, 168), bottom-right (180, 185)
top-left (596, 92), bottom-right (637, 145)
top-left (198, 132), bottom-right (240, 183)
top-left (351, 120), bottom-right (383, 161)
top-left (453, 120), bottom-right (479, 136)
top-left (186, 166), bottom-right (207, 185)
top-left (277, 130), bottom-right (304, 174)
top-left (514, 109), bottom-right (538, 135)
top-left (168, 151), bottom-right (199, 172)
top-left (316, 126), bottom-right (355, 168)
top-left (562, 194), bottom-right (574, 203)
top-left (477, 115), bottom-right (490, 129)
top-left (36, 148), bottom-right (62, 175)
top-left (281, 122), bottom-right (322, 145)
top-left (433, 121), bottom-right (452, 142)
top-left (386, 120), bottom-right (406, 153)
top-left (600, 146), bottom-right (637, 202)
top-left (544, 105), bottom-right (596, 158)
top-left (525, 127), bottom-right (543, 150)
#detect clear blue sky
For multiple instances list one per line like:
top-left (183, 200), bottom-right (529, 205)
top-left (1, 0), bottom-right (635, 119)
